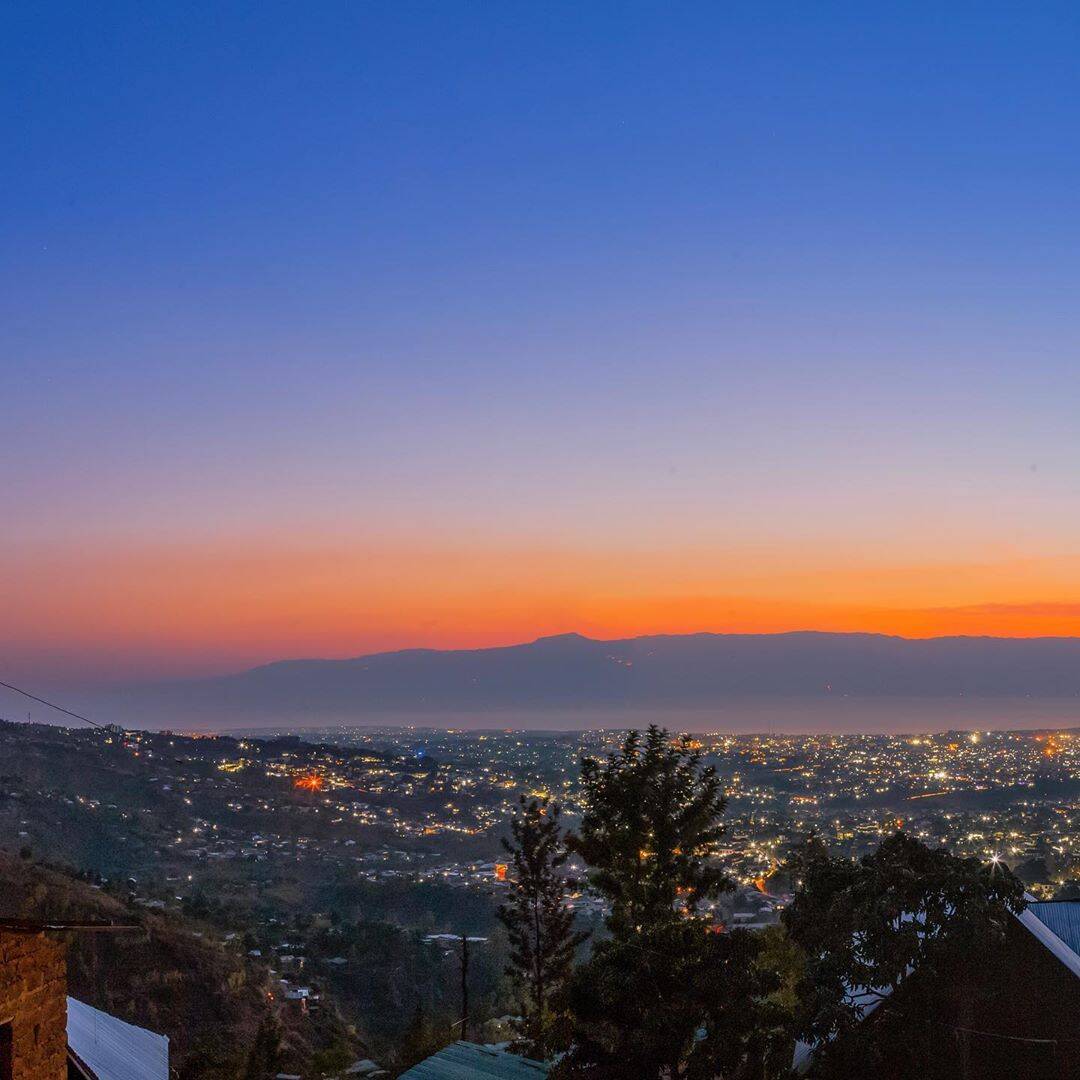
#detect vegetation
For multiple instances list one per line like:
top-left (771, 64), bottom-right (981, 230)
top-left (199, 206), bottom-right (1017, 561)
top-left (559, 725), bottom-right (786, 1078)
top-left (498, 795), bottom-right (587, 1057)
top-left (0, 721), bottom-right (1033, 1078)
top-left (569, 726), bottom-right (732, 934)
top-left (553, 728), bottom-right (1028, 1080)
top-left (562, 918), bottom-right (789, 1079)
top-left (783, 831), bottom-right (1028, 1078)
top-left (0, 851), bottom-right (355, 1079)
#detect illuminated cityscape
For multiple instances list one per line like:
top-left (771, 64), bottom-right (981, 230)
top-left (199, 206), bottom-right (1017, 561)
top-left (6, 721), bottom-right (1077, 909)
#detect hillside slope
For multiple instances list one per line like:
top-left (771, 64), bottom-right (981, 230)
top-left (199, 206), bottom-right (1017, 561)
top-left (0, 852), bottom-right (353, 1078)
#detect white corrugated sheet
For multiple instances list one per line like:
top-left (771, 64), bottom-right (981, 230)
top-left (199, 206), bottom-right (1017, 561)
top-left (67, 996), bottom-right (169, 1080)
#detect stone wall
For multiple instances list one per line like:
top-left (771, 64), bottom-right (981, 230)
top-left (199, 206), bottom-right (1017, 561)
top-left (0, 932), bottom-right (67, 1079)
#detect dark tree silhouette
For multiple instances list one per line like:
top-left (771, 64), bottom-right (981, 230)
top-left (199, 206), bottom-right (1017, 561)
top-left (561, 920), bottom-right (787, 1079)
top-left (395, 1001), bottom-right (445, 1073)
top-left (568, 725), bottom-right (732, 934)
top-left (498, 795), bottom-right (587, 1058)
top-left (559, 727), bottom-right (784, 1078)
top-left (242, 1013), bottom-right (282, 1080)
top-left (783, 831), bottom-right (1027, 1079)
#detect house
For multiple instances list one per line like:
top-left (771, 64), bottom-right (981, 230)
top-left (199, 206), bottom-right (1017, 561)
top-left (793, 896), bottom-right (1080, 1079)
top-left (0, 927), bottom-right (67, 1077)
top-left (0, 922), bottom-right (168, 1080)
top-left (398, 1041), bottom-right (548, 1079)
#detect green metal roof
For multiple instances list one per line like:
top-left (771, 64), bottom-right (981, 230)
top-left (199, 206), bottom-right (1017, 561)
top-left (398, 1042), bottom-right (549, 1080)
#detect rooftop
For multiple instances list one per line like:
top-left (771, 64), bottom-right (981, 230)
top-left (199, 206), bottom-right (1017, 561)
top-left (397, 1041), bottom-right (548, 1080)
top-left (67, 996), bottom-right (169, 1080)
top-left (1021, 900), bottom-right (1080, 978)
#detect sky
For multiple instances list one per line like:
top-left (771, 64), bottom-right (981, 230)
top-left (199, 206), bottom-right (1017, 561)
top-left (3, 3), bottom-right (1080, 687)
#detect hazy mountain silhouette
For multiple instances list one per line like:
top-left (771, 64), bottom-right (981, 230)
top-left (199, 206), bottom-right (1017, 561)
top-left (93, 631), bottom-right (1080, 730)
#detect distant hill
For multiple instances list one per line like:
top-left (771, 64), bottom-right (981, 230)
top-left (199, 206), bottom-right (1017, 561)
top-left (93, 631), bottom-right (1080, 730)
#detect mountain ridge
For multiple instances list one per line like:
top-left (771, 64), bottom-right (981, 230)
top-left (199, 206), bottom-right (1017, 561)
top-left (233, 628), bottom-right (1080, 677)
top-left (84, 630), bottom-right (1080, 731)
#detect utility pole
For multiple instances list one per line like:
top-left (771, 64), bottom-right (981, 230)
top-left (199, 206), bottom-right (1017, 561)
top-left (436, 933), bottom-right (486, 1043)
top-left (459, 932), bottom-right (469, 1043)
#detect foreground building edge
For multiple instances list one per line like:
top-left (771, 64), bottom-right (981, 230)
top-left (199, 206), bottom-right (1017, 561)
top-left (792, 895), bottom-right (1080, 1075)
top-left (0, 927), bottom-right (167, 1080)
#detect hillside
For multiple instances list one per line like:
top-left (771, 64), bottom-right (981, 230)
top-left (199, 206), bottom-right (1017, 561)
top-left (0, 851), bottom-right (357, 1078)
top-left (0, 720), bottom-right (509, 1075)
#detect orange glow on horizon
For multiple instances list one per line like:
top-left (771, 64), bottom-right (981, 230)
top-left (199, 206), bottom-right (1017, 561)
top-left (5, 537), bottom-right (1080, 683)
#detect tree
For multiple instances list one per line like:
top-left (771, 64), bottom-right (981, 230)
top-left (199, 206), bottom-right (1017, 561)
top-left (568, 725), bottom-right (732, 935)
top-left (560, 727), bottom-right (780, 1078)
top-left (561, 921), bottom-right (788, 1080)
top-left (783, 831), bottom-right (1027, 1079)
top-left (1054, 880), bottom-right (1080, 901)
top-left (242, 1013), bottom-right (281, 1080)
top-left (1014, 856), bottom-right (1049, 886)
top-left (498, 795), bottom-right (587, 1058)
top-left (395, 1001), bottom-right (446, 1073)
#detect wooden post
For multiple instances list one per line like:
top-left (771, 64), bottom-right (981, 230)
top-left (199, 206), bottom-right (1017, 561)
top-left (460, 933), bottom-right (470, 1043)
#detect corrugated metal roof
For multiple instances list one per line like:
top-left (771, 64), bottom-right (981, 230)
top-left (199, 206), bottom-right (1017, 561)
top-left (398, 1041), bottom-right (548, 1080)
top-left (1025, 902), bottom-right (1080, 973)
top-left (67, 996), bottom-right (169, 1080)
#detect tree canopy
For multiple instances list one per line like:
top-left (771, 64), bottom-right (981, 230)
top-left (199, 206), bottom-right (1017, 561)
top-left (498, 795), bottom-right (588, 1058)
top-left (559, 726), bottom-right (787, 1078)
top-left (569, 725), bottom-right (732, 934)
top-left (783, 831), bottom-right (1027, 1078)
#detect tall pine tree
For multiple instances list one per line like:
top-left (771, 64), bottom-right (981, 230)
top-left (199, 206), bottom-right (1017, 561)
top-left (569, 724), bottom-right (732, 934)
top-left (559, 727), bottom-right (784, 1078)
top-left (498, 795), bottom-right (587, 1058)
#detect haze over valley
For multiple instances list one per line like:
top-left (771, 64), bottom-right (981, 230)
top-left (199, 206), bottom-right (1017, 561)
top-left (65, 630), bottom-right (1080, 733)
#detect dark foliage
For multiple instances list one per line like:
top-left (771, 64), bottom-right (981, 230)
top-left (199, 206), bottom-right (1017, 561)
top-left (783, 831), bottom-right (1027, 1078)
top-left (560, 727), bottom-right (782, 1078)
top-left (568, 725), bottom-right (732, 935)
top-left (498, 796), bottom-right (588, 1057)
top-left (559, 920), bottom-right (789, 1079)
top-left (242, 1014), bottom-right (282, 1079)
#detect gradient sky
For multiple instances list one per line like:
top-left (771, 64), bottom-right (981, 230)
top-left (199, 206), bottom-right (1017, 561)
top-left (4, 3), bottom-right (1080, 686)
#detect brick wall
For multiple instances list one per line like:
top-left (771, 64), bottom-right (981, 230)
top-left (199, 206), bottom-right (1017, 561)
top-left (0, 932), bottom-right (67, 1080)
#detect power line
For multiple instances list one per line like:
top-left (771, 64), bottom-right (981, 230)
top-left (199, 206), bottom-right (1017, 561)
top-left (0, 680), bottom-right (107, 731)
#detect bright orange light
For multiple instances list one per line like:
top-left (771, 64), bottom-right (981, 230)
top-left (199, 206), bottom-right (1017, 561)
top-left (494, 863), bottom-right (508, 882)
top-left (294, 773), bottom-right (325, 792)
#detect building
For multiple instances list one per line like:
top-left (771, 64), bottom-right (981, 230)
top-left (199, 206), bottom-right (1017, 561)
top-left (0, 923), bottom-right (167, 1080)
top-left (0, 929), bottom-right (67, 1077)
top-left (793, 896), bottom-right (1080, 1079)
top-left (398, 1041), bottom-right (549, 1080)
top-left (66, 998), bottom-right (169, 1080)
